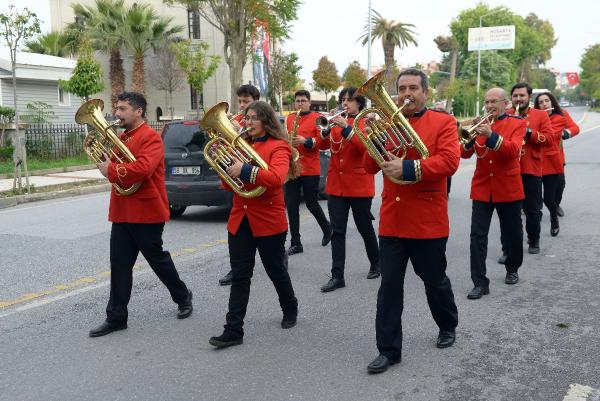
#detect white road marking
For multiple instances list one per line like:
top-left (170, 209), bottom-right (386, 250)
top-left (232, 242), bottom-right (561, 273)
top-left (0, 192), bottom-right (107, 214)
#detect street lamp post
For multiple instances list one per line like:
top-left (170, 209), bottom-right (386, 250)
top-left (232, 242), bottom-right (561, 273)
top-left (366, 0), bottom-right (372, 107)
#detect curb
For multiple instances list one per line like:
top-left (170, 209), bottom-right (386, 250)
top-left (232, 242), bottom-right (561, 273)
top-left (0, 164), bottom-right (96, 179)
top-left (0, 183), bottom-right (111, 210)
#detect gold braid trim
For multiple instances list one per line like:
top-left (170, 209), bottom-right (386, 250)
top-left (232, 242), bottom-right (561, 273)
top-left (493, 135), bottom-right (504, 151)
top-left (116, 164), bottom-right (127, 183)
top-left (250, 166), bottom-right (259, 184)
top-left (537, 132), bottom-right (546, 143)
top-left (414, 160), bottom-right (423, 182)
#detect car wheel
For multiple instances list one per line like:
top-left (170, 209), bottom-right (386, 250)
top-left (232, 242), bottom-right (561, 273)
top-left (169, 205), bottom-right (187, 218)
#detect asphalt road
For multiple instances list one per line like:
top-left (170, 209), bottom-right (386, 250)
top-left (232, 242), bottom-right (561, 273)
top-left (1, 107), bottom-right (598, 401)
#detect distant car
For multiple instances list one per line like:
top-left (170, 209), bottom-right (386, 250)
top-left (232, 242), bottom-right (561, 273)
top-left (559, 100), bottom-right (572, 107)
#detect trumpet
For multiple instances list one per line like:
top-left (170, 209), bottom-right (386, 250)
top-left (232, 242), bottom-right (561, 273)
top-left (315, 108), bottom-right (348, 131)
top-left (458, 111), bottom-right (495, 145)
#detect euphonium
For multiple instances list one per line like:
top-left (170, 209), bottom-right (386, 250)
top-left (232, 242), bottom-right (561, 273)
top-left (200, 102), bottom-right (268, 198)
top-left (75, 99), bottom-right (141, 195)
top-left (353, 70), bottom-right (429, 185)
top-left (288, 109), bottom-right (301, 162)
top-left (458, 111), bottom-right (495, 145)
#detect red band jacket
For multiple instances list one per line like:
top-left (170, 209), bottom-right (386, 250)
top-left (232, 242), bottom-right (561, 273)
top-left (507, 107), bottom-right (553, 176)
top-left (461, 113), bottom-right (526, 203)
top-left (363, 108), bottom-right (459, 239)
top-left (107, 123), bottom-right (170, 223)
top-left (551, 109), bottom-right (580, 166)
top-left (223, 135), bottom-right (291, 237)
top-left (319, 116), bottom-right (375, 197)
top-left (286, 111), bottom-right (322, 176)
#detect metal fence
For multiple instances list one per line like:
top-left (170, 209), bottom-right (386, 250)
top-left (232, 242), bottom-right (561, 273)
top-left (24, 121), bottom-right (166, 160)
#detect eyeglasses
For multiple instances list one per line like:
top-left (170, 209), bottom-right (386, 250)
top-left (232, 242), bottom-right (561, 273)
top-left (295, 99), bottom-right (309, 103)
top-left (243, 115), bottom-right (260, 122)
top-left (484, 99), bottom-right (506, 105)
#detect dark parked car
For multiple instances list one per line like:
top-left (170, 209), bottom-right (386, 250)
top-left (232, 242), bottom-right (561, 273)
top-left (161, 120), bottom-right (329, 218)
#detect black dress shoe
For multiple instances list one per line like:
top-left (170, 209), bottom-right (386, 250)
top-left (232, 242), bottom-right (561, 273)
top-left (436, 330), bottom-right (456, 348)
top-left (177, 290), bottom-right (193, 319)
top-left (287, 244), bottom-right (304, 256)
top-left (467, 286), bottom-right (490, 300)
top-left (320, 277), bottom-right (345, 292)
top-left (528, 240), bottom-right (540, 254)
top-left (209, 332), bottom-right (243, 348)
top-left (505, 272), bottom-right (519, 285)
top-left (557, 206), bottom-right (565, 217)
top-left (367, 355), bottom-right (397, 374)
top-left (321, 230), bottom-right (332, 246)
top-left (366, 266), bottom-right (380, 279)
top-left (551, 217), bottom-right (560, 237)
top-left (281, 314), bottom-right (297, 329)
top-left (219, 271), bottom-right (233, 286)
top-left (497, 254), bottom-right (507, 264)
top-left (89, 320), bottom-right (127, 338)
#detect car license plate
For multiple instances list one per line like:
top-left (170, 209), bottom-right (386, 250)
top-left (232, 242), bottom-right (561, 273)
top-left (171, 166), bottom-right (201, 175)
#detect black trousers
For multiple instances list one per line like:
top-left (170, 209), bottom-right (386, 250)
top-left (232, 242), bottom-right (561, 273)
top-left (471, 200), bottom-right (523, 288)
top-left (522, 174), bottom-right (543, 242)
top-left (107, 223), bottom-right (189, 323)
top-left (224, 217), bottom-right (297, 337)
top-left (284, 175), bottom-right (330, 246)
top-left (556, 173), bottom-right (566, 206)
top-left (542, 174), bottom-right (560, 221)
top-left (375, 236), bottom-right (458, 361)
top-left (327, 195), bottom-right (379, 278)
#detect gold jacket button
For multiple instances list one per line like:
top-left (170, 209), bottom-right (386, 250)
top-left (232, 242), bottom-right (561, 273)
top-left (395, 196), bottom-right (400, 202)
top-left (243, 205), bottom-right (248, 209)
top-left (490, 173), bottom-right (494, 177)
top-left (340, 159), bottom-right (343, 163)
top-left (489, 160), bottom-right (493, 164)
top-left (339, 171), bottom-right (343, 174)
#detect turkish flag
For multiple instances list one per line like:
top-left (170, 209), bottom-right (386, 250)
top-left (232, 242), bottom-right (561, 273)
top-left (566, 72), bottom-right (580, 86)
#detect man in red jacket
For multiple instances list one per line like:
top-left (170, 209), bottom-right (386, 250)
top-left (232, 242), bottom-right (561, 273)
top-left (89, 92), bottom-right (192, 337)
top-left (462, 88), bottom-right (526, 298)
top-left (285, 90), bottom-right (331, 256)
top-left (364, 68), bottom-right (459, 374)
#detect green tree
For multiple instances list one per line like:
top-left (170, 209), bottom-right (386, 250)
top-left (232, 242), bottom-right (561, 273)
top-left (528, 68), bottom-right (557, 92)
top-left (580, 44), bottom-right (600, 101)
top-left (24, 31), bottom-right (78, 57)
top-left (21, 102), bottom-right (57, 124)
top-left (0, 106), bottom-right (15, 147)
top-left (171, 39), bottom-right (221, 117)
top-left (313, 56), bottom-right (341, 109)
top-left (459, 51), bottom-right (513, 109)
top-left (268, 49), bottom-right (302, 112)
top-left (342, 60), bottom-right (367, 88)
top-left (164, 0), bottom-right (301, 113)
top-left (434, 35), bottom-right (458, 112)
top-left (359, 9), bottom-right (418, 92)
top-left (148, 42), bottom-right (186, 120)
top-left (59, 43), bottom-right (104, 101)
top-left (0, 4), bottom-right (41, 193)
top-left (73, 0), bottom-right (127, 108)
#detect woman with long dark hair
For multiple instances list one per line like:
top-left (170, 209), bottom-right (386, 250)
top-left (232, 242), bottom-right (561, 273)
top-left (318, 87), bottom-right (380, 293)
top-left (209, 101), bottom-right (300, 348)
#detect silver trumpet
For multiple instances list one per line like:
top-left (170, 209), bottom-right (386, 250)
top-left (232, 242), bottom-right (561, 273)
top-left (315, 108), bottom-right (348, 131)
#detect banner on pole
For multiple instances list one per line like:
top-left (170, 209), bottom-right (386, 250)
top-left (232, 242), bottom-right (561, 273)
top-left (252, 20), bottom-right (270, 95)
top-left (468, 26), bottom-right (515, 51)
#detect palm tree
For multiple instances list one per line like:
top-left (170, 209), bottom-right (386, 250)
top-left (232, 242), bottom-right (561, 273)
top-left (73, 0), bottom-right (126, 108)
top-left (359, 10), bottom-right (418, 92)
top-left (121, 3), bottom-right (183, 96)
top-left (25, 31), bottom-right (77, 57)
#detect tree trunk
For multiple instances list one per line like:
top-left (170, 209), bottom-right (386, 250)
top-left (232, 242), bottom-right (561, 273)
top-left (109, 48), bottom-right (125, 111)
top-left (10, 55), bottom-right (30, 193)
top-left (132, 53), bottom-right (145, 96)
top-left (446, 48), bottom-right (458, 113)
top-left (227, 38), bottom-right (247, 113)
top-left (382, 39), bottom-right (396, 93)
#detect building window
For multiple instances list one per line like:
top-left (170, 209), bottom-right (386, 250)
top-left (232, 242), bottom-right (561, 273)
top-left (188, 9), bottom-right (201, 39)
top-left (58, 87), bottom-right (70, 106)
top-left (190, 87), bottom-right (203, 111)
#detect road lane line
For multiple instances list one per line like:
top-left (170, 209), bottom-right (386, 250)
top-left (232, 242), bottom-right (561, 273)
top-left (0, 192), bottom-right (107, 214)
top-left (579, 123), bottom-right (600, 134)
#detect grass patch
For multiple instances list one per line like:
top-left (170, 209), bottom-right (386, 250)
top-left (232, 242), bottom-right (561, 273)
top-left (0, 178), bottom-right (108, 198)
top-left (0, 154), bottom-right (91, 175)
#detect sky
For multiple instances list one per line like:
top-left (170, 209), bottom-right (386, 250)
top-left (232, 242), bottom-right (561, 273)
top-left (2, 0), bottom-right (599, 83)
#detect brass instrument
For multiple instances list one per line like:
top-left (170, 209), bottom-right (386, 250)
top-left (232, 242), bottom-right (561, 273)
top-left (75, 99), bottom-right (141, 195)
top-left (200, 102), bottom-right (268, 198)
top-left (315, 108), bottom-right (347, 131)
top-left (288, 110), bottom-right (301, 162)
top-left (353, 70), bottom-right (429, 185)
top-left (458, 111), bottom-right (495, 145)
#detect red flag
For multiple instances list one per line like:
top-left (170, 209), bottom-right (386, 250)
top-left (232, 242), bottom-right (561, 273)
top-left (566, 72), bottom-right (580, 86)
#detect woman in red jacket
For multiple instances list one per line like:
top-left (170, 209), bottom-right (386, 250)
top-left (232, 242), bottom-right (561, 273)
top-left (534, 91), bottom-right (579, 236)
top-left (318, 88), bottom-right (380, 293)
top-left (209, 101), bottom-right (299, 348)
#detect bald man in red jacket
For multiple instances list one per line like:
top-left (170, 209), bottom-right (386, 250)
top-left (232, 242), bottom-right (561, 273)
top-left (89, 92), bottom-right (192, 338)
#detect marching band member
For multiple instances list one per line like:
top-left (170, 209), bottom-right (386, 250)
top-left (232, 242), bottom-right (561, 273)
top-left (209, 101), bottom-right (299, 349)
top-left (534, 92), bottom-right (572, 236)
top-left (365, 69), bottom-right (459, 374)
top-left (285, 90), bottom-right (332, 256)
top-left (319, 88), bottom-right (380, 293)
top-left (500, 83), bottom-right (553, 258)
top-left (219, 84), bottom-right (261, 286)
top-left (90, 92), bottom-right (193, 337)
top-left (463, 88), bottom-right (526, 299)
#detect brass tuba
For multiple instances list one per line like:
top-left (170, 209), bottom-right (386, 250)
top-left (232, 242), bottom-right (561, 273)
top-left (353, 70), bottom-right (429, 185)
top-left (75, 99), bottom-right (141, 195)
top-left (200, 102), bottom-right (268, 198)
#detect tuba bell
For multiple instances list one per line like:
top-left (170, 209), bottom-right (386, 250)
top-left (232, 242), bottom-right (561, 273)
top-left (200, 102), bottom-right (268, 198)
top-left (75, 99), bottom-right (141, 195)
top-left (353, 70), bottom-right (429, 185)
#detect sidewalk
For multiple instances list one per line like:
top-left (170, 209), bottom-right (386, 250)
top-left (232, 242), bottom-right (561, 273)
top-left (0, 168), bottom-right (110, 209)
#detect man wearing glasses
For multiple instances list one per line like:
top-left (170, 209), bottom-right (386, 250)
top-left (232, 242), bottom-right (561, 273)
top-left (461, 88), bottom-right (527, 299)
top-left (284, 90), bottom-right (332, 256)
